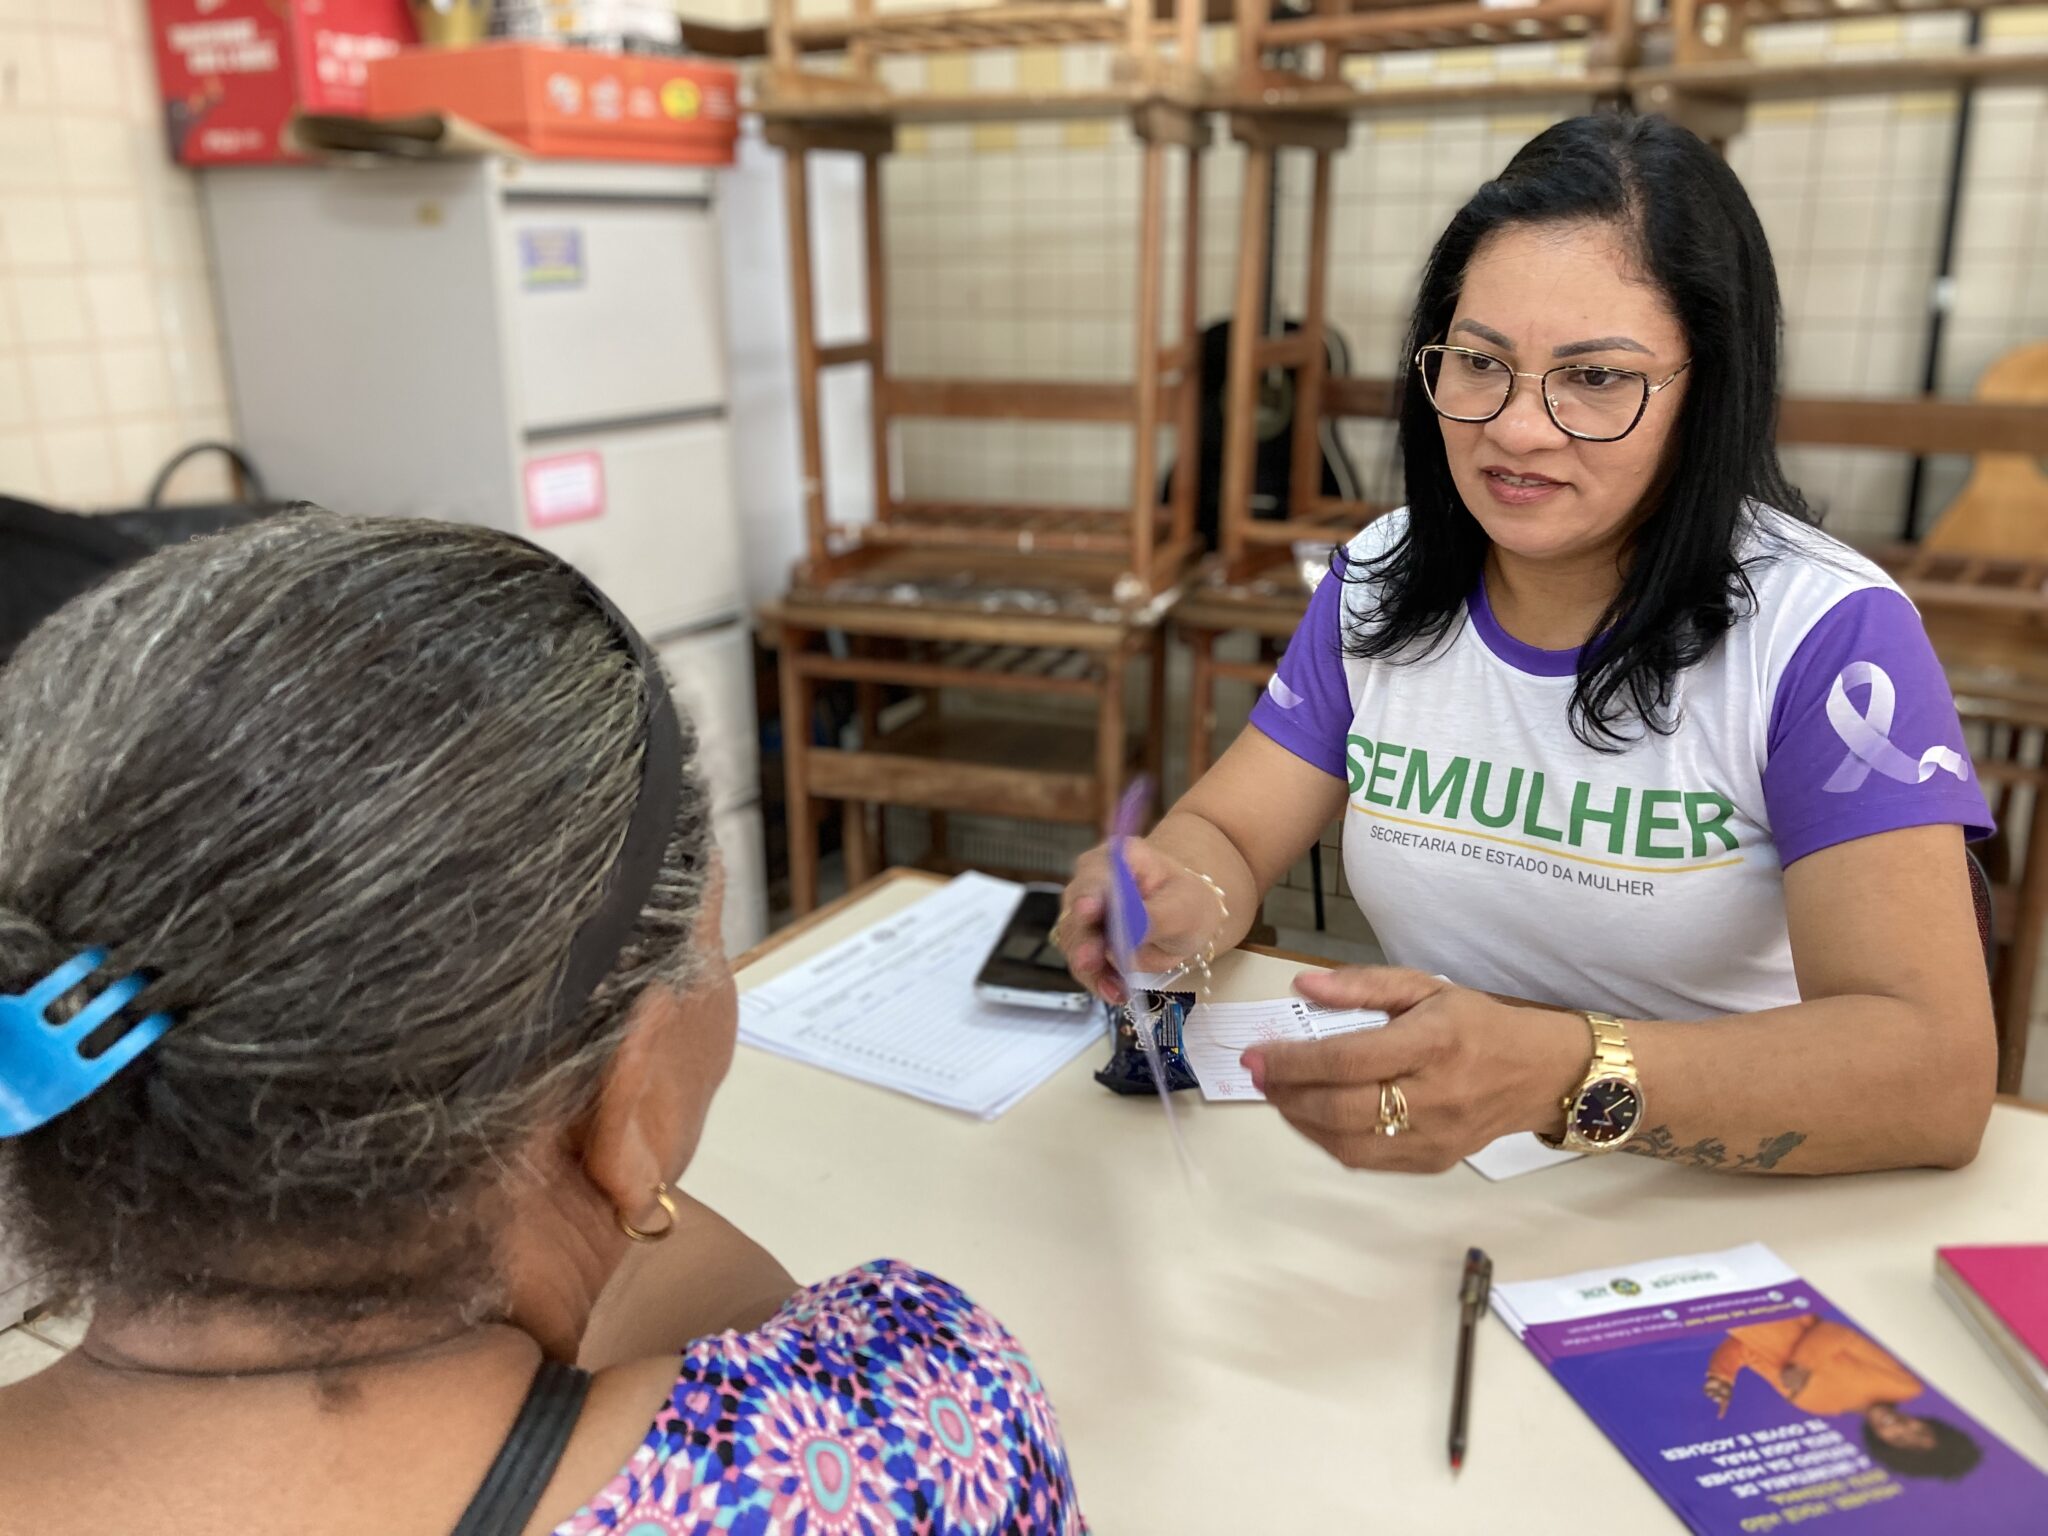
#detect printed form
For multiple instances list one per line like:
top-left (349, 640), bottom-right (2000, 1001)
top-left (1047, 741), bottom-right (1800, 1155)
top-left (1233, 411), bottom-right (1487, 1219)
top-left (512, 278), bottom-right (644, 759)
top-left (739, 872), bottom-right (1103, 1120)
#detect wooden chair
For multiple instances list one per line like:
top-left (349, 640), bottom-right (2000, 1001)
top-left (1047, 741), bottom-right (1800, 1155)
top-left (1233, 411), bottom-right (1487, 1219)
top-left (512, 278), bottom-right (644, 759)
top-left (1953, 681), bottom-right (2048, 1097)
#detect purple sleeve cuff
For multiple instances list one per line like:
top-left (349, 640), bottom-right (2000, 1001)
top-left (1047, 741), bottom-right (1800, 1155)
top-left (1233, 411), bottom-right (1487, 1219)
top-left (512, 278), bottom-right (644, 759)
top-left (1247, 554), bottom-right (1355, 780)
top-left (1763, 586), bottom-right (1993, 867)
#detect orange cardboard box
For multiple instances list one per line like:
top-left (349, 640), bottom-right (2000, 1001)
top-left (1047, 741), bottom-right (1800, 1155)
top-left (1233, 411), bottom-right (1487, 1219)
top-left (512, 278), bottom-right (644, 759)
top-left (366, 43), bottom-right (737, 164)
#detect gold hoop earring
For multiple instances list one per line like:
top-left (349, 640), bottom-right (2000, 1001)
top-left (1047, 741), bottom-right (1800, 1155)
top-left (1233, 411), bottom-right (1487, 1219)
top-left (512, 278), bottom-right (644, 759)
top-left (617, 1180), bottom-right (679, 1244)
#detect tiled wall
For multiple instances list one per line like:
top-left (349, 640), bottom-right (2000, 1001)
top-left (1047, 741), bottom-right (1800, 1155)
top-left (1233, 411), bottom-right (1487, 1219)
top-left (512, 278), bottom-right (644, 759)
top-left (0, 0), bottom-right (236, 509)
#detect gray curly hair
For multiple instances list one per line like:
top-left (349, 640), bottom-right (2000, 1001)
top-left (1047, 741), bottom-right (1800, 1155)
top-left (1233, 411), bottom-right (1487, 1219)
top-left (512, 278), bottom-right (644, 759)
top-left (0, 511), bottom-right (713, 1317)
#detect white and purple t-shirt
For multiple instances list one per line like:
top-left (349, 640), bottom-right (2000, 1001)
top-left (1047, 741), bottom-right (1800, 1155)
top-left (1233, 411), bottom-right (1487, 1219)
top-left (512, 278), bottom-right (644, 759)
top-left (1249, 507), bottom-right (1992, 1022)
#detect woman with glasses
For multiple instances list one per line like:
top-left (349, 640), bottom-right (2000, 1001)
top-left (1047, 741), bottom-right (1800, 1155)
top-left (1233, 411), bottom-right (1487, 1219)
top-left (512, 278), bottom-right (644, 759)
top-left (1060, 114), bottom-right (1996, 1177)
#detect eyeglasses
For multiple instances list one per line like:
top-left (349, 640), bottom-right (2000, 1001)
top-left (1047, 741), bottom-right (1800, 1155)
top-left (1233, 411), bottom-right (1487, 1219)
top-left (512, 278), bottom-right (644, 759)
top-left (1414, 345), bottom-right (1692, 444)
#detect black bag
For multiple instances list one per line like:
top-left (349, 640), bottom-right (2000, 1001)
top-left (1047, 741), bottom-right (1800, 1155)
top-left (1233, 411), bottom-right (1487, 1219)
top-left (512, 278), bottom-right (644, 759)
top-left (2, 443), bottom-right (288, 667)
top-left (99, 441), bottom-right (290, 550)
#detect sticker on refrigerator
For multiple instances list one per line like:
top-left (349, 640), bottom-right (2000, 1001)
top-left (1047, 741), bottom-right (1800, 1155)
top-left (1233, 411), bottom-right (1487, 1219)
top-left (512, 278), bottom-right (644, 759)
top-left (518, 227), bottom-right (585, 290)
top-left (525, 452), bottom-right (605, 528)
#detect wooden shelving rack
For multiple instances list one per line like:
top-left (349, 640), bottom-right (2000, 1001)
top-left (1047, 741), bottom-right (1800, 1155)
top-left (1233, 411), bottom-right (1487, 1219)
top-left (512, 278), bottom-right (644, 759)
top-left (762, 0), bottom-right (1214, 603)
top-left (1637, 0), bottom-right (2048, 136)
top-left (758, 0), bottom-right (1216, 913)
top-left (1207, 0), bottom-right (1639, 578)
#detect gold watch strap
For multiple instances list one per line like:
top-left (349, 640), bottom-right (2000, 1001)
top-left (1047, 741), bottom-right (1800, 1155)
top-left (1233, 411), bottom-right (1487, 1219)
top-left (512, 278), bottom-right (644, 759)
top-left (1583, 1010), bottom-right (1633, 1077)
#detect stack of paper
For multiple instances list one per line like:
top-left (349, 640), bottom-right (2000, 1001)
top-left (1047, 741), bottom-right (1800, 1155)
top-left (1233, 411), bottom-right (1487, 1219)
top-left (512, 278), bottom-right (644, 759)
top-left (739, 872), bottom-right (1104, 1120)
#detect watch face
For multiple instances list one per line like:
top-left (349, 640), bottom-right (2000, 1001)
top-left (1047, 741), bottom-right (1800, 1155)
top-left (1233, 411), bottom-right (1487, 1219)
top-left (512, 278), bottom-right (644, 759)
top-left (1572, 1077), bottom-right (1643, 1145)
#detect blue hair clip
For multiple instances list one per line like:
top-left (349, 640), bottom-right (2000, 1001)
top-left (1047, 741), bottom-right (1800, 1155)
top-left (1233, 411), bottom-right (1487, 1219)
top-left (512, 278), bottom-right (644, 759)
top-left (0, 949), bottom-right (174, 1139)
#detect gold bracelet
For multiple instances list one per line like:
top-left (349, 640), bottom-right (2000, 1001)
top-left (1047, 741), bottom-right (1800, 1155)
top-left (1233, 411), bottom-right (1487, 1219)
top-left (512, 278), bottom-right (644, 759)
top-left (1183, 867), bottom-right (1231, 990)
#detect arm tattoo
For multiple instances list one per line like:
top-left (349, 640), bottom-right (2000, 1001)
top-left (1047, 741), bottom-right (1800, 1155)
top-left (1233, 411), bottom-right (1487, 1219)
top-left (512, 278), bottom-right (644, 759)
top-left (1622, 1127), bottom-right (1808, 1171)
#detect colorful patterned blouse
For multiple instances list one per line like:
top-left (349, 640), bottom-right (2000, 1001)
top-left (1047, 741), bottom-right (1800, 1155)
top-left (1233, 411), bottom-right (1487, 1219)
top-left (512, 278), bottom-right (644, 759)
top-left (557, 1260), bottom-right (1085, 1535)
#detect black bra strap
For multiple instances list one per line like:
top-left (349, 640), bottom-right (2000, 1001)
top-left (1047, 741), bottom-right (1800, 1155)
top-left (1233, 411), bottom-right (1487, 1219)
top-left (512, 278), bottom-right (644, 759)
top-left (450, 1359), bottom-right (594, 1536)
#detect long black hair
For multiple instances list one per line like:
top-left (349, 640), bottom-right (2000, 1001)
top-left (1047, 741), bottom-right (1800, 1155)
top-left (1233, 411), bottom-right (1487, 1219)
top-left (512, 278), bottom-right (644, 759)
top-left (1352, 111), bottom-right (1813, 750)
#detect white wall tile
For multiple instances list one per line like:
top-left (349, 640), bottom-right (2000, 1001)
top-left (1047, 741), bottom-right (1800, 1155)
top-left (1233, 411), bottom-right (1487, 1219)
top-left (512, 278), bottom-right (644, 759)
top-left (0, 349), bottom-right (29, 429)
top-left (55, 113), bottom-right (133, 190)
top-left (0, 115), bottom-right (61, 191)
top-left (1809, 189), bottom-right (1883, 256)
top-left (68, 192), bottom-right (148, 263)
top-left (12, 271), bottom-right (89, 345)
top-left (1875, 187), bottom-right (1946, 260)
top-left (1966, 113), bottom-right (2042, 184)
top-left (0, 21), bottom-right (52, 110)
top-left (96, 339), bottom-right (169, 416)
top-left (41, 0), bottom-right (116, 31)
top-left (39, 421), bottom-right (119, 503)
top-left (1949, 264), bottom-right (2022, 325)
top-left (110, 415), bottom-right (183, 496)
top-left (25, 347), bottom-right (103, 422)
top-left (1958, 185), bottom-right (2035, 252)
top-left (1865, 261), bottom-right (1933, 334)
top-left (1861, 325), bottom-right (1929, 395)
top-left (0, 428), bottom-right (38, 486)
top-left (81, 267), bottom-right (155, 341)
top-left (0, 193), bottom-right (77, 266)
top-left (46, 29), bottom-right (117, 111)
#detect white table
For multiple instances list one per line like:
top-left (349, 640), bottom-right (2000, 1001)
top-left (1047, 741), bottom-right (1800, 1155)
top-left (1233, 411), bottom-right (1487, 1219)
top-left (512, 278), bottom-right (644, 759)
top-left (696, 869), bottom-right (2048, 1533)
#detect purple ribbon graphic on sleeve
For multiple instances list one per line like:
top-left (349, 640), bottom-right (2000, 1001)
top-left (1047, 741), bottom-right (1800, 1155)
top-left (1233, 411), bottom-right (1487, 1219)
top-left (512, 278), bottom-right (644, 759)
top-left (1822, 661), bottom-right (1969, 794)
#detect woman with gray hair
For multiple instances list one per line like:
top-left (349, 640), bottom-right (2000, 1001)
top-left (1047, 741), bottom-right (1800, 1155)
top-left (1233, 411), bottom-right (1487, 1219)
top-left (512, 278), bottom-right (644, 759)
top-left (0, 513), bottom-right (1083, 1535)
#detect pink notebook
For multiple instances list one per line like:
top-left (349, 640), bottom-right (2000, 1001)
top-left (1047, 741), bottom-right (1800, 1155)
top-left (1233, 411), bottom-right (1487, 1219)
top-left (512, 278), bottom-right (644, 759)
top-left (1937, 1245), bottom-right (2048, 1424)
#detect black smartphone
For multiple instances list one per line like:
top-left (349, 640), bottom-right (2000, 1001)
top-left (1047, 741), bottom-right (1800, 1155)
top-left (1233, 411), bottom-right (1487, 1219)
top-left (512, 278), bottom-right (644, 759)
top-left (974, 884), bottom-right (1093, 1013)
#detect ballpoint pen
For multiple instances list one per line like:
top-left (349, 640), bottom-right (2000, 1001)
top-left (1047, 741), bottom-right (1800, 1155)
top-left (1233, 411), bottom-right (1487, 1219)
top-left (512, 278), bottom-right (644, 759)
top-left (1450, 1246), bottom-right (1493, 1474)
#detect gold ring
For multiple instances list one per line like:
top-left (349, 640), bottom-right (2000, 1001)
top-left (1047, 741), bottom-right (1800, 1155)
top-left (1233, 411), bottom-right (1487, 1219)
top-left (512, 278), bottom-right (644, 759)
top-left (1376, 1080), bottom-right (1411, 1138)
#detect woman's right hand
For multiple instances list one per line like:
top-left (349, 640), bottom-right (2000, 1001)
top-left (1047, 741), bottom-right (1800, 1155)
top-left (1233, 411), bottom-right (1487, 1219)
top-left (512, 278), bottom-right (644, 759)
top-left (1703, 1374), bottom-right (1734, 1416)
top-left (1058, 837), bottom-right (1224, 1006)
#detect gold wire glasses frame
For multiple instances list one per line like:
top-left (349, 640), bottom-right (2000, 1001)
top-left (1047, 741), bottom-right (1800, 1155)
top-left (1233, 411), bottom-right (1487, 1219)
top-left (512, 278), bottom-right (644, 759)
top-left (1414, 344), bottom-right (1693, 444)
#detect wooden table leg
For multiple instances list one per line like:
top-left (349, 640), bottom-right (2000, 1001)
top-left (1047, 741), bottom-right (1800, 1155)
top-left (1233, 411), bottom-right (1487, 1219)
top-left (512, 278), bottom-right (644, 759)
top-left (1143, 630), bottom-right (1167, 791)
top-left (1186, 626), bottom-right (1217, 785)
top-left (1996, 783), bottom-right (2048, 1095)
top-left (843, 801), bottom-right (876, 887)
top-left (778, 623), bottom-right (820, 916)
top-left (1097, 643), bottom-right (1128, 823)
top-left (921, 680), bottom-right (948, 863)
top-left (846, 635), bottom-right (883, 886)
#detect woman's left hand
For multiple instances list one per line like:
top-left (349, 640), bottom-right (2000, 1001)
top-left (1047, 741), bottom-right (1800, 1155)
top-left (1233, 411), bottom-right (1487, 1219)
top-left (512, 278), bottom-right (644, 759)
top-left (1242, 967), bottom-right (1588, 1174)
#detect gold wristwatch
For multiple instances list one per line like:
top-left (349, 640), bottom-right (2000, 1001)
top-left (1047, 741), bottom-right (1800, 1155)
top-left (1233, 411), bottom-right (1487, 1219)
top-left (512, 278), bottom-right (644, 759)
top-left (1540, 1011), bottom-right (1646, 1153)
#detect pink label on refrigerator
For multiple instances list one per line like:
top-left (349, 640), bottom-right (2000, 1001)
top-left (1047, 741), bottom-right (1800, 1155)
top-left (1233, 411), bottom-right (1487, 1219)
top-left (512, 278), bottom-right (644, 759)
top-left (524, 451), bottom-right (605, 527)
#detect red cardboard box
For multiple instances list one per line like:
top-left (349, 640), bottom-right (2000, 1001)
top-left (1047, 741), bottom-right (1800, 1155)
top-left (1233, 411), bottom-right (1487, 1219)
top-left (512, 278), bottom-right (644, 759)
top-left (147, 0), bottom-right (416, 165)
top-left (366, 44), bottom-right (739, 165)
